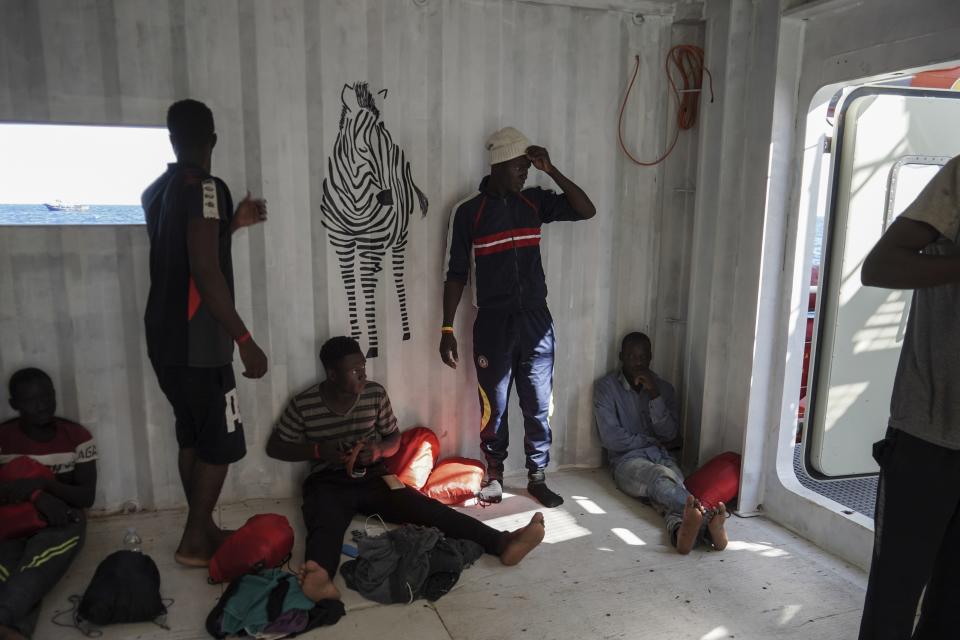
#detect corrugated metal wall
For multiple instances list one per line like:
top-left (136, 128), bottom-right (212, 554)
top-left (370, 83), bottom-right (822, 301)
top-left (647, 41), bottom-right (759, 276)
top-left (0, 0), bottom-right (700, 511)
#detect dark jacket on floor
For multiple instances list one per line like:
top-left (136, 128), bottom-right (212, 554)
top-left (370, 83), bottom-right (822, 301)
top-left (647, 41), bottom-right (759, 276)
top-left (341, 524), bottom-right (483, 604)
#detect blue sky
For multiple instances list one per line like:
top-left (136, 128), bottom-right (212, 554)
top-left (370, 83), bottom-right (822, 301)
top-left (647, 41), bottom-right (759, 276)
top-left (0, 123), bottom-right (174, 205)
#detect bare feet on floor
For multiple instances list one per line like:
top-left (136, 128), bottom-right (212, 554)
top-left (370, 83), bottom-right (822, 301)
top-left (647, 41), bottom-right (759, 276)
top-left (207, 523), bottom-right (236, 548)
top-left (174, 535), bottom-right (213, 568)
top-left (0, 625), bottom-right (27, 640)
top-left (174, 549), bottom-right (211, 568)
top-left (500, 512), bottom-right (546, 566)
top-left (298, 560), bottom-right (341, 602)
top-left (707, 501), bottom-right (729, 551)
top-left (676, 495), bottom-right (705, 555)
top-left (175, 522), bottom-right (236, 567)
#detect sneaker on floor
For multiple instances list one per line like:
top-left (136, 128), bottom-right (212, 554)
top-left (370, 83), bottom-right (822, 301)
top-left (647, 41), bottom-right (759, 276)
top-left (527, 478), bottom-right (563, 508)
top-left (478, 479), bottom-right (503, 505)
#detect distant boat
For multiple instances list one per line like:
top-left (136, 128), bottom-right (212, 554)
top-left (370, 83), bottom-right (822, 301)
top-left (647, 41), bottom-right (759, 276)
top-left (44, 200), bottom-right (89, 212)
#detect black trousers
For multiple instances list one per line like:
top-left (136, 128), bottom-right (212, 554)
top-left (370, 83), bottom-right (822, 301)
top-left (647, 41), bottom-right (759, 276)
top-left (0, 515), bottom-right (85, 638)
top-left (859, 428), bottom-right (960, 640)
top-left (301, 470), bottom-right (506, 577)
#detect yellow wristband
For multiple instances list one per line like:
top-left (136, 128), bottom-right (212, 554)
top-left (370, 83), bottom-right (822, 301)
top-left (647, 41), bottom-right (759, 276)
top-left (441, 326), bottom-right (455, 334)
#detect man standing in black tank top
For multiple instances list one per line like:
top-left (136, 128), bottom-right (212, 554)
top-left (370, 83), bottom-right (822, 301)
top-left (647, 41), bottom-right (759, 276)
top-left (142, 100), bottom-right (268, 567)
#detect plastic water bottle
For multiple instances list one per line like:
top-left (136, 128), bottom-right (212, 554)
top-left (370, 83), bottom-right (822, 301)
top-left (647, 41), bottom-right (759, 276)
top-left (122, 527), bottom-right (142, 552)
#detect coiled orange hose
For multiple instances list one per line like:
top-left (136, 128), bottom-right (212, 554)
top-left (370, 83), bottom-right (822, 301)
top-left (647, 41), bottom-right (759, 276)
top-left (618, 45), bottom-right (714, 166)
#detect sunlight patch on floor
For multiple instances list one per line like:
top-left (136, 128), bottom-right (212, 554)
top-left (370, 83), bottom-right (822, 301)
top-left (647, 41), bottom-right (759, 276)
top-left (725, 540), bottom-right (790, 558)
top-left (571, 495), bottom-right (607, 514)
top-left (780, 604), bottom-right (803, 625)
top-left (479, 508), bottom-right (592, 544)
top-left (611, 527), bottom-right (646, 546)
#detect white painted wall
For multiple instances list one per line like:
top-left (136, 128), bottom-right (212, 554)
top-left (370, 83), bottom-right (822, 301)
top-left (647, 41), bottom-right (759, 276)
top-left (0, 0), bottom-right (702, 512)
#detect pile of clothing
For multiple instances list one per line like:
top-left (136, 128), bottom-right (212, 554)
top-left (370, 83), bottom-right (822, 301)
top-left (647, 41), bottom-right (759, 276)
top-left (341, 524), bottom-right (483, 604)
top-left (206, 569), bottom-right (344, 639)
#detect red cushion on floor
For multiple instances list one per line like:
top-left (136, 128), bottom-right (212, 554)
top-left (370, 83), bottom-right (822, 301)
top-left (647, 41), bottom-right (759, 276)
top-left (383, 426), bottom-right (440, 490)
top-left (684, 451), bottom-right (741, 510)
top-left (421, 457), bottom-right (484, 505)
top-left (208, 513), bottom-right (294, 583)
top-left (0, 455), bottom-right (55, 483)
top-left (0, 456), bottom-right (57, 540)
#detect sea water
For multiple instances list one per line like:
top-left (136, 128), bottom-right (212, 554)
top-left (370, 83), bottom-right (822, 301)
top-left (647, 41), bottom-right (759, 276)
top-left (0, 203), bottom-right (145, 226)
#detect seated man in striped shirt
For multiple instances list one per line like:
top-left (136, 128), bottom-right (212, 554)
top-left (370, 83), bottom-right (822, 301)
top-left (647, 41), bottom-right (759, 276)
top-left (266, 336), bottom-right (545, 603)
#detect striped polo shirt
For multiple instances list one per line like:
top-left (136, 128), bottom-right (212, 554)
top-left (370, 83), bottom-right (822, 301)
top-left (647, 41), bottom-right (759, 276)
top-left (275, 381), bottom-right (398, 473)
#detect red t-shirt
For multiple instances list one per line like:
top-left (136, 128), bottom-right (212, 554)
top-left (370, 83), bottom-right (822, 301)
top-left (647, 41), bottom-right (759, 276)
top-left (0, 418), bottom-right (98, 478)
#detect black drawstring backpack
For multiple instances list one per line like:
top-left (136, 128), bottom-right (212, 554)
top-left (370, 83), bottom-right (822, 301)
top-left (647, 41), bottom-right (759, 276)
top-left (54, 550), bottom-right (170, 636)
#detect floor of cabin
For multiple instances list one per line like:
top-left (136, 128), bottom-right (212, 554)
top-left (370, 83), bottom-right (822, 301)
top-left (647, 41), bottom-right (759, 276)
top-left (33, 468), bottom-right (867, 640)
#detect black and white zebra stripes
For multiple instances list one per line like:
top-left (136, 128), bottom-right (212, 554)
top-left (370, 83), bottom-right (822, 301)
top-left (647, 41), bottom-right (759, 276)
top-left (321, 82), bottom-right (428, 358)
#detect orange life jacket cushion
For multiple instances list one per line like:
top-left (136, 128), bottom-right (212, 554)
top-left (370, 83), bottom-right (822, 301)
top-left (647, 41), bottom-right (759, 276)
top-left (383, 426), bottom-right (441, 490)
top-left (683, 451), bottom-right (741, 510)
top-left (421, 457), bottom-right (485, 505)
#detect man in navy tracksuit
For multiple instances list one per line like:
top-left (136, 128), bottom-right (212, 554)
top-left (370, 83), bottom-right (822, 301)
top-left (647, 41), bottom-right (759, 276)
top-left (440, 127), bottom-right (596, 507)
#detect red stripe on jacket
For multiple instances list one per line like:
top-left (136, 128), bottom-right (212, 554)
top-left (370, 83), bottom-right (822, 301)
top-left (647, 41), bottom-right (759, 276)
top-left (474, 235), bottom-right (541, 256)
top-left (187, 277), bottom-right (202, 321)
top-left (473, 227), bottom-right (542, 246)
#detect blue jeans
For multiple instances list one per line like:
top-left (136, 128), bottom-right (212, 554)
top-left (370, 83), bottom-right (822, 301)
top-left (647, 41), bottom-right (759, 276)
top-left (614, 454), bottom-right (706, 547)
top-left (474, 307), bottom-right (555, 474)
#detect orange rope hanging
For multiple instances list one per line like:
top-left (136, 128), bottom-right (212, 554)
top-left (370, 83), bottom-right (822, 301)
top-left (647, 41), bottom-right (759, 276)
top-left (618, 45), bottom-right (714, 166)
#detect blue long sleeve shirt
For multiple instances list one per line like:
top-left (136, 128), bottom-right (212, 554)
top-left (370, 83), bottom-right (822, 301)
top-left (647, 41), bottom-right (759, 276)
top-left (593, 370), bottom-right (680, 471)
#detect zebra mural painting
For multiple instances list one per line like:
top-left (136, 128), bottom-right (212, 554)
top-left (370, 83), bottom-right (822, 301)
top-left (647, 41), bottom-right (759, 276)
top-left (321, 82), bottom-right (428, 358)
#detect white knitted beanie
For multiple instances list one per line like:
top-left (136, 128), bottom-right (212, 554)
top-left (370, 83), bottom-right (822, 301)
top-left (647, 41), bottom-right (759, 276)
top-left (486, 127), bottom-right (531, 165)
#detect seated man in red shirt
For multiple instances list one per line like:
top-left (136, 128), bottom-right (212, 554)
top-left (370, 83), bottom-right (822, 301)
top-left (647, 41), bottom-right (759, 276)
top-left (0, 368), bottom-right (98, 640)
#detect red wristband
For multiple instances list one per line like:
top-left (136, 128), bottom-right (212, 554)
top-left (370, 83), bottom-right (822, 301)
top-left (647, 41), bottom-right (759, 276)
top-left (313, 443), bottom-right (322, 460)
top-left (236, 331), bottom-right (252, 345)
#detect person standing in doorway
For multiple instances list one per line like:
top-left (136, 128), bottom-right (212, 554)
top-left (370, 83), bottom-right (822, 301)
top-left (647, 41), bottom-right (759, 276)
top-left (440, 127), bottom-right (596, 507)
top-left (858, 155), bottom-right (960, 639)
top-left (143, 99), bottom-right (268, 567)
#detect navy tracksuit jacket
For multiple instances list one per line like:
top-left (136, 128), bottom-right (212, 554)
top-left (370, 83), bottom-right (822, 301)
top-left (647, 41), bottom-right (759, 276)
top-left (445, 176), bottom-right (584, 473)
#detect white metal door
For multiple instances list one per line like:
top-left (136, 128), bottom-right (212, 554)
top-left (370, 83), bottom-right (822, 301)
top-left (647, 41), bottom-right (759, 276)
top-left (808, 88), bottom-right (960, 477)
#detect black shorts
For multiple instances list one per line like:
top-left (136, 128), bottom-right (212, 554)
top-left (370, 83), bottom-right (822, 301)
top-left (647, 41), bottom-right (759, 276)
top-left (152, 363), bottom-right (246, 465)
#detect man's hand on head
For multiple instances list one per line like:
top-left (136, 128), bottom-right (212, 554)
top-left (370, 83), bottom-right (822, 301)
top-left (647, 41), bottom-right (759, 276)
top-left (526, 146), bottom-right (554, 174)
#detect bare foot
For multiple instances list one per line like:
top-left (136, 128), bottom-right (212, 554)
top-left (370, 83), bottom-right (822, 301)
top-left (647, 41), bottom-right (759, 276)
top-left (174, 551), bottom-right (211, 568)
top-left (676, 495), bottom-right (704, 555)
top-left (707, 502), bottom-right (729, 551)
top-left (500, 512), bottom-right (546, 566)
top-left (208, 525), bottom-right (236, 549)
top-left (299, 560), bottom-right (341, 602)
top-left (0, 625), bottom-right (27, 640)
top-left (175, 530), bottom-right (213, 567)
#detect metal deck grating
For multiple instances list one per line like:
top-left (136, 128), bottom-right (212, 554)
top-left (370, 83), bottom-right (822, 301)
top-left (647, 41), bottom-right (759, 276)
top-left (792, 445), bottom-right (878, 519)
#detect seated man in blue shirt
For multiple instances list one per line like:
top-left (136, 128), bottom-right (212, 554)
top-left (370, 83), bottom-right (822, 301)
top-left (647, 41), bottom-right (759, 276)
top-left (593, 332), bottom-right (728, 554)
